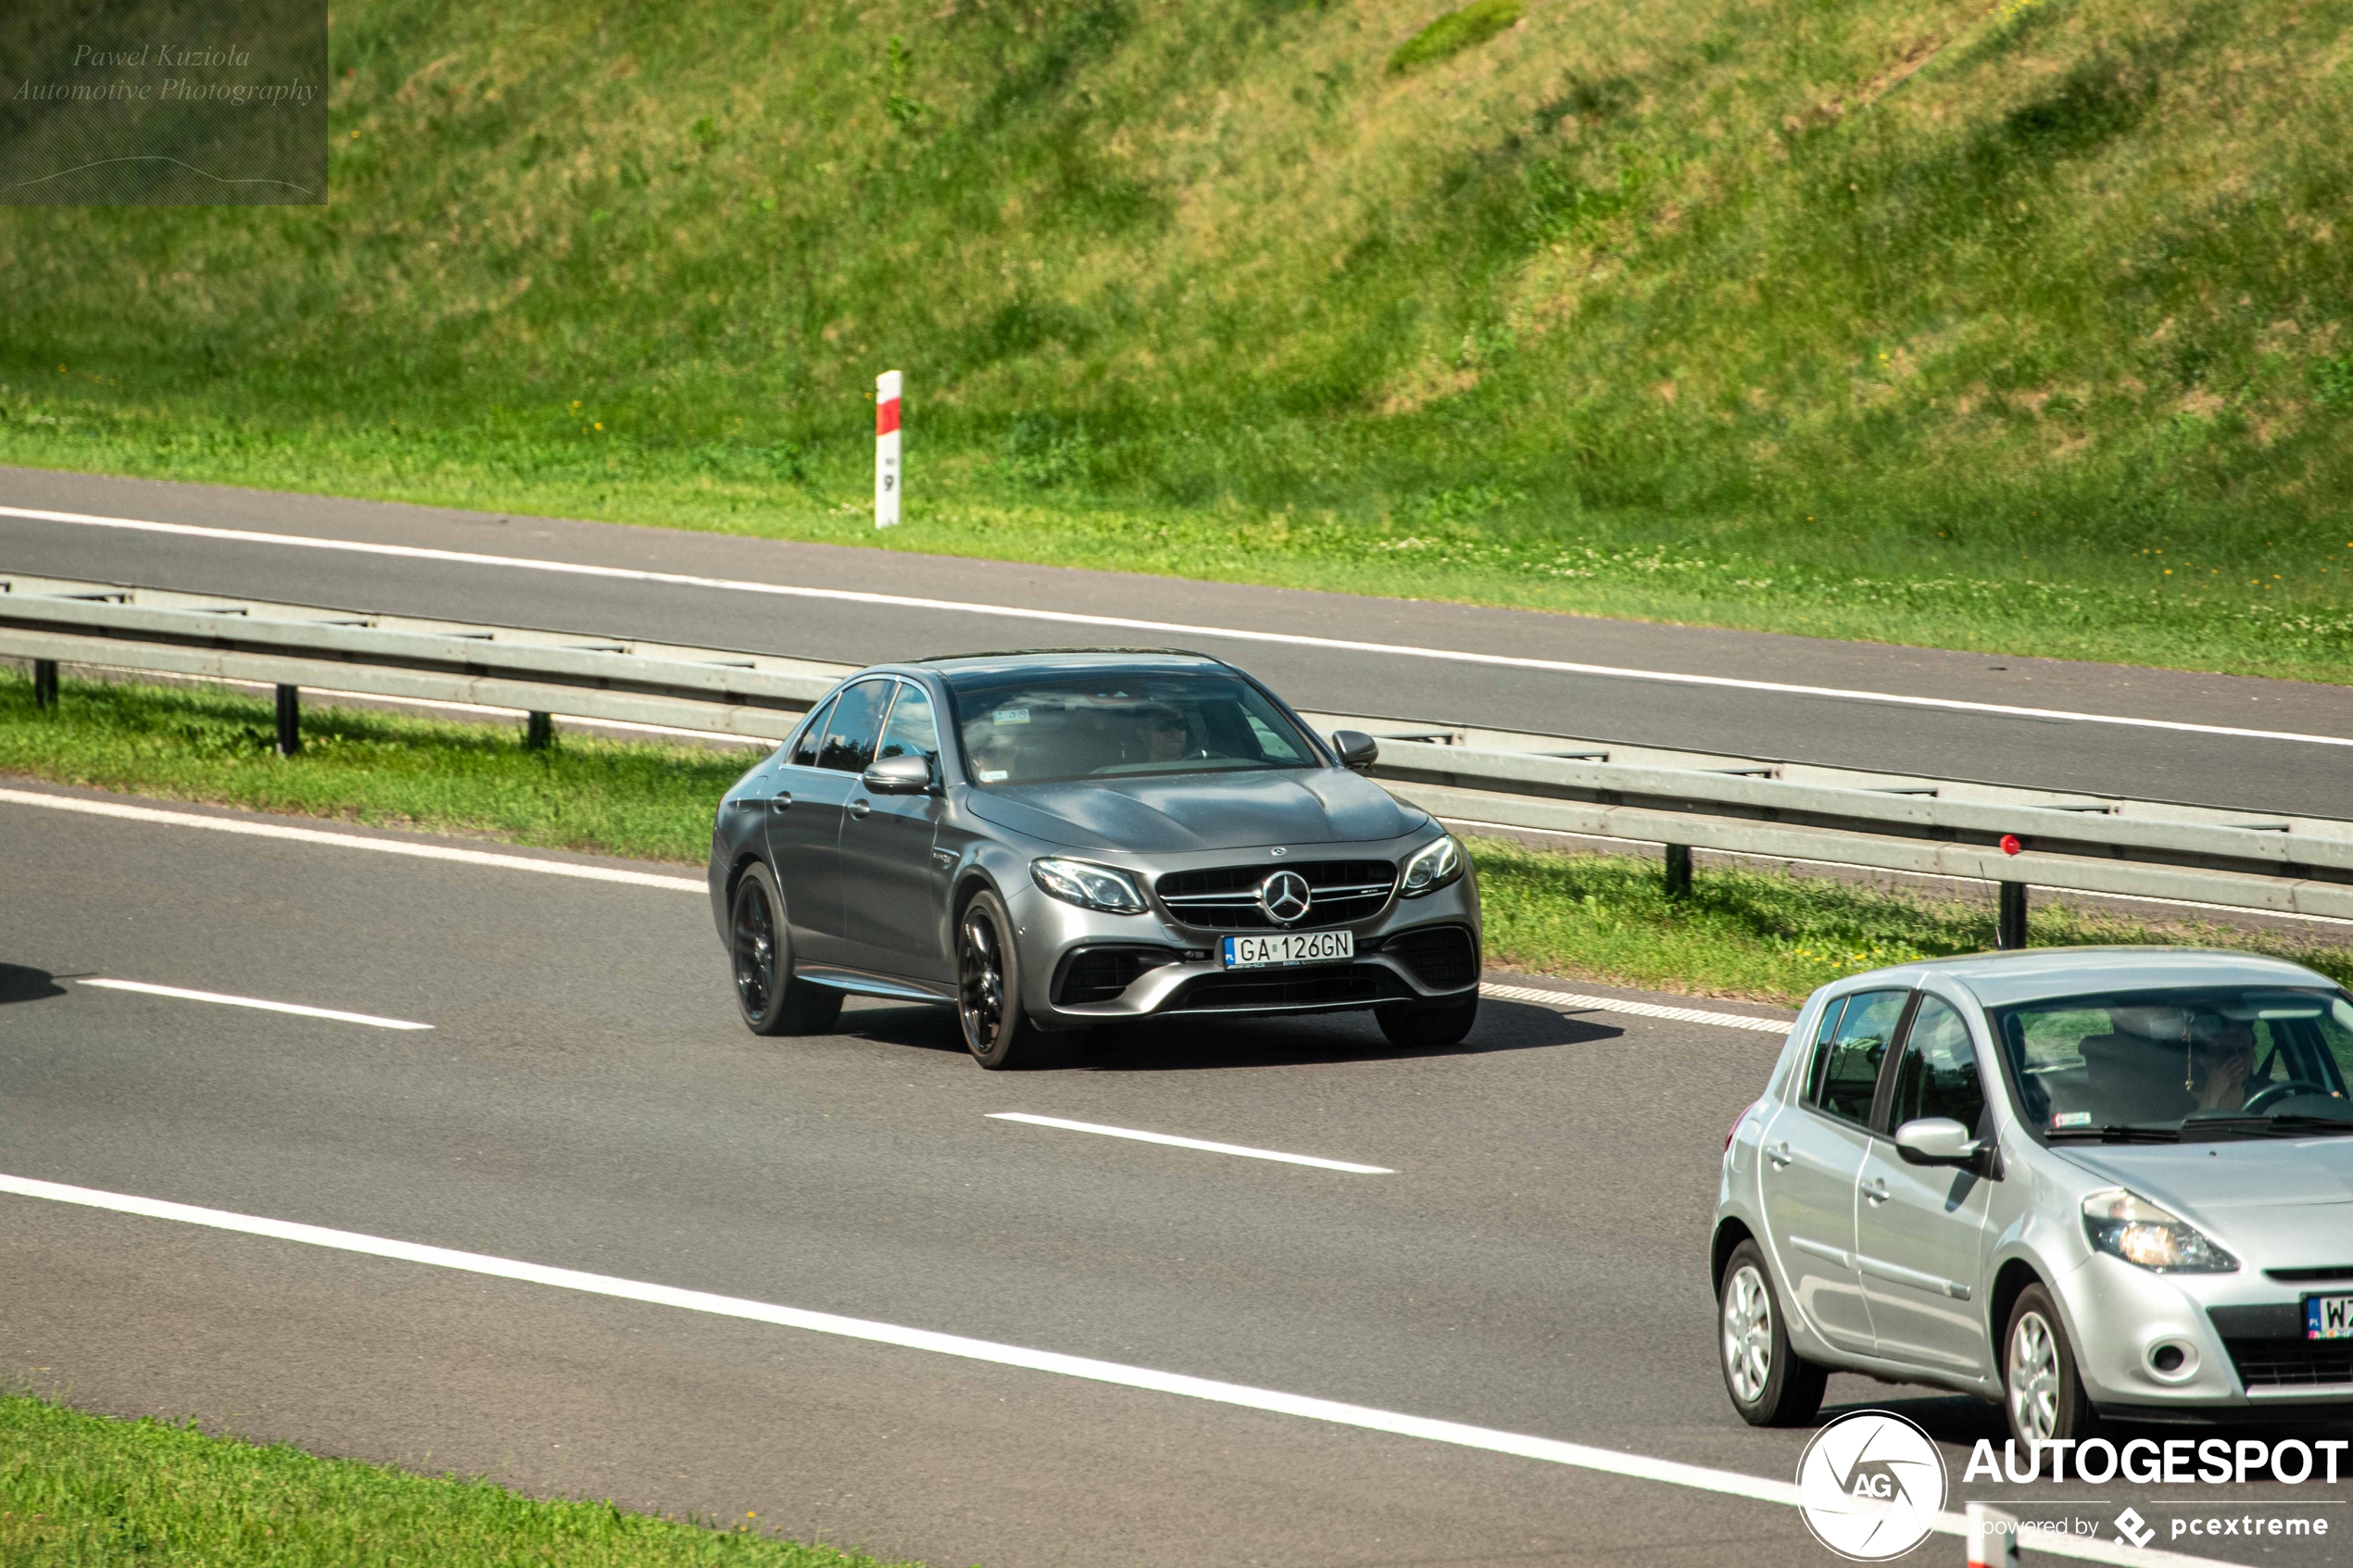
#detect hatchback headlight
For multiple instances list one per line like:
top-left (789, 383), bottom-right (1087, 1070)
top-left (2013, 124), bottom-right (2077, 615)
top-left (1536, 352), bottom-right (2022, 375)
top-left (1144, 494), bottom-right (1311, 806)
top-left (1400, 834), bottom-right (1465, 897)
top-left (1031, 858), bottom-right (1148, 915)
top-left (2082, 1189), bottom-right (2238, 1273)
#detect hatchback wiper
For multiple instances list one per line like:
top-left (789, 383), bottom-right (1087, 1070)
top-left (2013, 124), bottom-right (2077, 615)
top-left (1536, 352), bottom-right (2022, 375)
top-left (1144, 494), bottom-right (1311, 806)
top-left (2180, 1114), bottom-right (2353, 1140)
top-left (2045, 1124), bottom-right (2181, 1144)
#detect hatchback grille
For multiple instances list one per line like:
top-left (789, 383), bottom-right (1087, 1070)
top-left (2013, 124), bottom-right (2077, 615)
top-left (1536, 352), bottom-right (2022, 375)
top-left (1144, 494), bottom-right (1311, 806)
top-left (2211, 1304), bottom-right (2353, 1388)
top-left (1155, 859), bottom-right (1395, 930)
top-left (1054, 947), bottom-right (1176, 1006)
top-left (1383, 925), bottom-right (1478, 989)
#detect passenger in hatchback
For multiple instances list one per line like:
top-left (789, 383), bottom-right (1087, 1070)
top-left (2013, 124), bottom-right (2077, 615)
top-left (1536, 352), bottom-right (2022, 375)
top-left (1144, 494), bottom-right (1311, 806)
top-left (2187, 1015), bottom-right (2257, 1112)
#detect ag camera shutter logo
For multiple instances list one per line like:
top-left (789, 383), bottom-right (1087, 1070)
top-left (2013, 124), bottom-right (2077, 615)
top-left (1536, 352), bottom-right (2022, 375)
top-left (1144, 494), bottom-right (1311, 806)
top-left (1796, 1411), bottom-right (1949, 1561)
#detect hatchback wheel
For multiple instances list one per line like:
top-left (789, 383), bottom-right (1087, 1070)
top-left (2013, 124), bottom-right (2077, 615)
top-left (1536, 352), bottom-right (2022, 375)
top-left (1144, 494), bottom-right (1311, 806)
top-left (732, 863), bottom-right (843, 1036)
top-left (1376, 993), bottom-right (1478, 1049)
top-left (958, 890), bottom-right (1057, 1070)
top-left (1718, 1239), bottom-right (1827, 1425)
top-left (2005, 1284), bottom-right (2095, 1445)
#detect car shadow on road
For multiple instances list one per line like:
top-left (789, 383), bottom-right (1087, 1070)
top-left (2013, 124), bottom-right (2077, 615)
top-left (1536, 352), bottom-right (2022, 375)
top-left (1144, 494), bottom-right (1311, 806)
top-left (826, 995), bottom-right (1620, 1070)
top-left (1077, 996), bottom-right (1622, 1072)
top-left (0, 965), bottom-right (68, 1006)
top-left (1818, 1386), bottom-right (2008, 1447)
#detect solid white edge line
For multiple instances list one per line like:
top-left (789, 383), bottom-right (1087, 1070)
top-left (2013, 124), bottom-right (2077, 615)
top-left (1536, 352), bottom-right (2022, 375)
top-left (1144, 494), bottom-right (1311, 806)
top-left (10, 504), bottom-right (2351, 750)
top-left (1480, 982), bottom-right (1793, 1035)
top-left (987, 1111), bottom-right (1393, 1173)
top-left (0, 1171), bottom-right (2219, 1568)
top-left (79, 978), bottom-right (433, 1031)
top-left (0, 788), bottom-right (706, 892)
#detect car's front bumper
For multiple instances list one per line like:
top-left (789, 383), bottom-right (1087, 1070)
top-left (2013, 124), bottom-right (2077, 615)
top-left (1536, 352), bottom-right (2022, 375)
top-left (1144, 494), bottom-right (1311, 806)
top-left (2061, 1254), bottom-right (2353, 1414)
top-left (1005, 859), bottom-right (1480, 1028)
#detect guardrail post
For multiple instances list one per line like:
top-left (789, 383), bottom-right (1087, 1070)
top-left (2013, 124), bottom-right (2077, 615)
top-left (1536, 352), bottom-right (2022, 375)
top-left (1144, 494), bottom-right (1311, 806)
top-left (1996, 882), bottom-right (2029, 949)
top-left (1663, 843), bottom-right (1693, 899)
top-left (31, 659), bottom-right (59, 709)
top-left (1966, 1501), bottom-right (2019, 1567)
top-left (526, 710), bottom-right (554, 750)
top-left (273, 684), bottom-right (301, 756)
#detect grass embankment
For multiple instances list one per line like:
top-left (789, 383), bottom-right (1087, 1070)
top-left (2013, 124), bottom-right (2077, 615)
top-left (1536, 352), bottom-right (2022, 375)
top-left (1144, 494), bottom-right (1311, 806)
top-left (0, 1394), bottom-right (912, 1568)
top-left (5, 0), bottom-right (2353, 679)
top-left (8, 673), bottom-right (2347, 1004)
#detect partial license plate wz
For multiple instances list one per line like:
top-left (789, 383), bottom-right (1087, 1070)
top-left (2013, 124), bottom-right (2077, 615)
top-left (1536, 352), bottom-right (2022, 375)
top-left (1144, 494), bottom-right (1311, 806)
top-left (2306, 1294), bottom-right (2353, 1340)
top-left (1222, 930), bottom-right (1353, 970)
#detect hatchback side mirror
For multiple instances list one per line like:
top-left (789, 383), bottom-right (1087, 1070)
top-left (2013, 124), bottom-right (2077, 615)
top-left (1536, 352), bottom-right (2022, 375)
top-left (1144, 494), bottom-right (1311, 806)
top-left (862, 754), bottom-right (936, 795)
top-left (1330, 730), bottom-right (1378, 772)
top-left (1894, 1117), bottom-right (1982, 1167)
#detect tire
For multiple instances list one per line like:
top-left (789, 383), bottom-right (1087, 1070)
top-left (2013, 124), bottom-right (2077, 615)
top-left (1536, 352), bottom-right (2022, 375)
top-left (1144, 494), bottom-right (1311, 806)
top-left (2005, 1284), bottom-right (2097, 1446)
top-left (1718, 1239), bottom-right (1829, 1426)
top-left (1376, 992), bottom-right (1478, 1049)
top-left (731, 862), bottom-right (843, 1036)
top-left (957, 890), bottom-right (1059, 1070)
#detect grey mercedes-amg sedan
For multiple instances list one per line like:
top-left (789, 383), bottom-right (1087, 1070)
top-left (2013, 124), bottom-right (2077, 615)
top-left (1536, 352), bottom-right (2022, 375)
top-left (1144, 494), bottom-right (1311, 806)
top-left (707, 648), bottom-right (1481, 1067)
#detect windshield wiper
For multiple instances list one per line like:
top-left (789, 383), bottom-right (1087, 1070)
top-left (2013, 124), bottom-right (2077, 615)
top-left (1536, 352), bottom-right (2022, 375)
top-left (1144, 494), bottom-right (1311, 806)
top-left (2045, 1124), bottom-right (2181, 1144)
top-left (2180, 1114), bottom-right (2353, 1140)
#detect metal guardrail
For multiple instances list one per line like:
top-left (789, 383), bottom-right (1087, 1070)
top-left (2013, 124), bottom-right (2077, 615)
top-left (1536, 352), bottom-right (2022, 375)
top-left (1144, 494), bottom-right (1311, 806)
top-left (7, 573), bottom-right (2352, 932)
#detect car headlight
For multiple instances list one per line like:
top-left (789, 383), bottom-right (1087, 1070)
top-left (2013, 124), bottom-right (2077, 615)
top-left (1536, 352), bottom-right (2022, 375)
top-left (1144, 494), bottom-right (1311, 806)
top-left (2082, 1189), bottom-right (2238, 1273)
top-left (1400, 834), bottom-right (1464, 897)
top-left (1031, 858), bottom-right (1148, 915)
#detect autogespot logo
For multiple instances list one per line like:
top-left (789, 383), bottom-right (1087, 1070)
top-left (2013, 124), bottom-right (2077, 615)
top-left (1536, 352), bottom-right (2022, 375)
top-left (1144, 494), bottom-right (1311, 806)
top-left (1797, 1411), bottom-right (1950, 1562)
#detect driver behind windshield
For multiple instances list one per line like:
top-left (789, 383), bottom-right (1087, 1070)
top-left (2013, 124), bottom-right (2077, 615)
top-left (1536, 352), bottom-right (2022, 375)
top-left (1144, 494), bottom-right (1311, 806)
top-left (2187, 1015), bottom-right (2256, 1113)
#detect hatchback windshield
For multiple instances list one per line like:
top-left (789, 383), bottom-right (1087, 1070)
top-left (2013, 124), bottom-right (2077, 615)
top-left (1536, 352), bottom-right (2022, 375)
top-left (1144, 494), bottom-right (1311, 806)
top-left (1994, 986), bottom-right (2353, 1140)
top-left (945, 670), bottom-right (1318, 785)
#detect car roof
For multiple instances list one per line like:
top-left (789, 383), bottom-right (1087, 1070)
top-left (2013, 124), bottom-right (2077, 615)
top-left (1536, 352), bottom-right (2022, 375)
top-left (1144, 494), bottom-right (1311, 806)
top-left (1837, 946), bottom-right (2338, 1009)
top-left (907, 647), bottom-right (1235, 680)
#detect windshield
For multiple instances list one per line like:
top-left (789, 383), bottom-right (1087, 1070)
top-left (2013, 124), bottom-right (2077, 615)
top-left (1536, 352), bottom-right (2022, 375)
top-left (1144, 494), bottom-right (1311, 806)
top-left (1993, 986), bottom-right (2353, 1140)
top-left (944, 670), bottom-right (1320, 785)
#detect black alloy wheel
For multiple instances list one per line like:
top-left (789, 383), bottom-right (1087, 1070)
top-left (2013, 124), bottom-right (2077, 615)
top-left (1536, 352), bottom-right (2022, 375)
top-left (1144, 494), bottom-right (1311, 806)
top-left (1376, 992), bottom-right (1479, 1049)
top-left (958, 890), bottom-right (1049, 1069)
top-left (731, 862), bottom-right (842, 1036)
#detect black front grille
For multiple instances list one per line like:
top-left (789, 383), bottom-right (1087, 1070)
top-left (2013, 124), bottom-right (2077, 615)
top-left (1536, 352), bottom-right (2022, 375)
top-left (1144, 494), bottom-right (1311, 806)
top-left (2211, 1304), bottom-right (2353, 1388)
top-left (1054, 947), bottom-right (1177, 1006)
top-left (1155, 859), bottom-right (1395, 930)
top-left (1384, 925), bottom-right (1478, 989)
top-left (2268, 1266), bottom-right (2353, 1283)
top-left (1166, 966), bottom-right (1403, 1013)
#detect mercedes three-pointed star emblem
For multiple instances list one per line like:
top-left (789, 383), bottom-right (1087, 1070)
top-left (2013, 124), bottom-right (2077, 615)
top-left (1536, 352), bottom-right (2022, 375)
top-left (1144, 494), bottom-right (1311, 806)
top-left (1257, 870), bottom-right (1313, 925)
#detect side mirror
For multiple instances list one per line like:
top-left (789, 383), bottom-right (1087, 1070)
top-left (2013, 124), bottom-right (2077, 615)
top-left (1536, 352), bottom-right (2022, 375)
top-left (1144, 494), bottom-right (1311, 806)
top-left (1330, 730), bottom-right (1378, 772)
top-left (861, 754), bottom-right (936, 795)
top-left (1894, 1117), bottom-right (1981, 1167)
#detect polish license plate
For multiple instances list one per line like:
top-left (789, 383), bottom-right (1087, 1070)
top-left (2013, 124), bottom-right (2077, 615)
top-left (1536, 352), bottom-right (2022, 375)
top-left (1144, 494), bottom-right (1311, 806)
top-left (1222, 930), bottom-right (1353, 970)
top-left (2305, 1294), bottom-right (2353, 1340)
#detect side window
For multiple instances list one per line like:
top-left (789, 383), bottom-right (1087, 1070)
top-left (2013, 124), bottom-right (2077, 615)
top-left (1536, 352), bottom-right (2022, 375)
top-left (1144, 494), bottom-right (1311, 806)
top-left (790, 695), bottom-right (837, 768)
top-left (1806, 990), bottom-right (1909, 1128)
top-left (1883, 997), bottom-right (1985, 1135)
top-left (817, 679), bottom-right (894, 773)
top-left (875, 684), bottom-right (941, 774)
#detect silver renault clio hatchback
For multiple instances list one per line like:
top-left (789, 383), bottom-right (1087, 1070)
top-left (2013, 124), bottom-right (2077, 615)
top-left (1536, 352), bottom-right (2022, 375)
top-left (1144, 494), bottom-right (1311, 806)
top-left (708, 649), bottom-right (1480, 1067)
top-left (1714, 947), bottom-right (2353, 1444)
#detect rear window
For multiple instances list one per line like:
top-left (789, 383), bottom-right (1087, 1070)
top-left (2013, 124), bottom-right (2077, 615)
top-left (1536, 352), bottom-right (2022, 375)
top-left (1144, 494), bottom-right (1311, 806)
top-left (943, 670), bottom-right (1318, 785)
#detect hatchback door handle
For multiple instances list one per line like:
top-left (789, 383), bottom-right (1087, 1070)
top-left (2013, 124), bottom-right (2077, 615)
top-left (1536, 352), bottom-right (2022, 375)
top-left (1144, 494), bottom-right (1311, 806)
top-left (1862, 1177), bottom-right (1891, 1204)
top-left (768, 793), bottom-right (791, 810)
top-left (847, 798), bottom-right (871, 819)
top-left (1765, 1141), bottom-right (1793, 1169)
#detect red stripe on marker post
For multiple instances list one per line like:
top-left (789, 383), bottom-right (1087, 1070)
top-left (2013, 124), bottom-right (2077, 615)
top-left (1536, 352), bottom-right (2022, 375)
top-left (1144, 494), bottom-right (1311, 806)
top-left (875, 369), bottom-right (902, 528)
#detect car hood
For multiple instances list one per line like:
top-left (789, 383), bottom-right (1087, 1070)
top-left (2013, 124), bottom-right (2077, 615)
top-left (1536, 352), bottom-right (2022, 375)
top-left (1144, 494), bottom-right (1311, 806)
top-left (2056, 1140), bottom-right (2353, 1261)
top-left (959, 768), bottom-right (1425, 853)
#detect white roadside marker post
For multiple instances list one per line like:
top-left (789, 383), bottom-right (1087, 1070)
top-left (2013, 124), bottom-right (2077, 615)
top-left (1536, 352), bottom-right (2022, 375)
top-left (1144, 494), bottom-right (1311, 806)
top-left (1965, 1502), bottom-right (2019, 1568)
top-left (875, 370), bottom-right (902, 529)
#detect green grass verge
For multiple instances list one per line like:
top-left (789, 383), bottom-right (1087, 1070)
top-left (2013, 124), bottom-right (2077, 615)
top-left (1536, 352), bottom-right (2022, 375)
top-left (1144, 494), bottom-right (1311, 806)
top-left (5, 0), bottom-right (2352, 678)
top-left (0, 1394), bottom-right (912, 1567)
top-left (6, 671), bottom-right (2347, 1005)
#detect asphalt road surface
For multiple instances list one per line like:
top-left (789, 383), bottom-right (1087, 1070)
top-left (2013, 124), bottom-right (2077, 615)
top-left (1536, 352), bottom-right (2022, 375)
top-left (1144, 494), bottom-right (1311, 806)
top-left (3, 781), bottom-right (2342, 1567)
top-left (5, 467), bottom-right (2351, 817)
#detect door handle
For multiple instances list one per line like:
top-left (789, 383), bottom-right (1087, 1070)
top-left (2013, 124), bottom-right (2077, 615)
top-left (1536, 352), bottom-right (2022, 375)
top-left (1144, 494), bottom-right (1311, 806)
top-left (1862, 1177), bottom-right (1891, 1204)
top-left (768, 792), bottom-right (791, 811)
top-left (1765, 1141), bottom-right (1793, 1169)
top-left (847, 798), bottom-right (871, 819)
